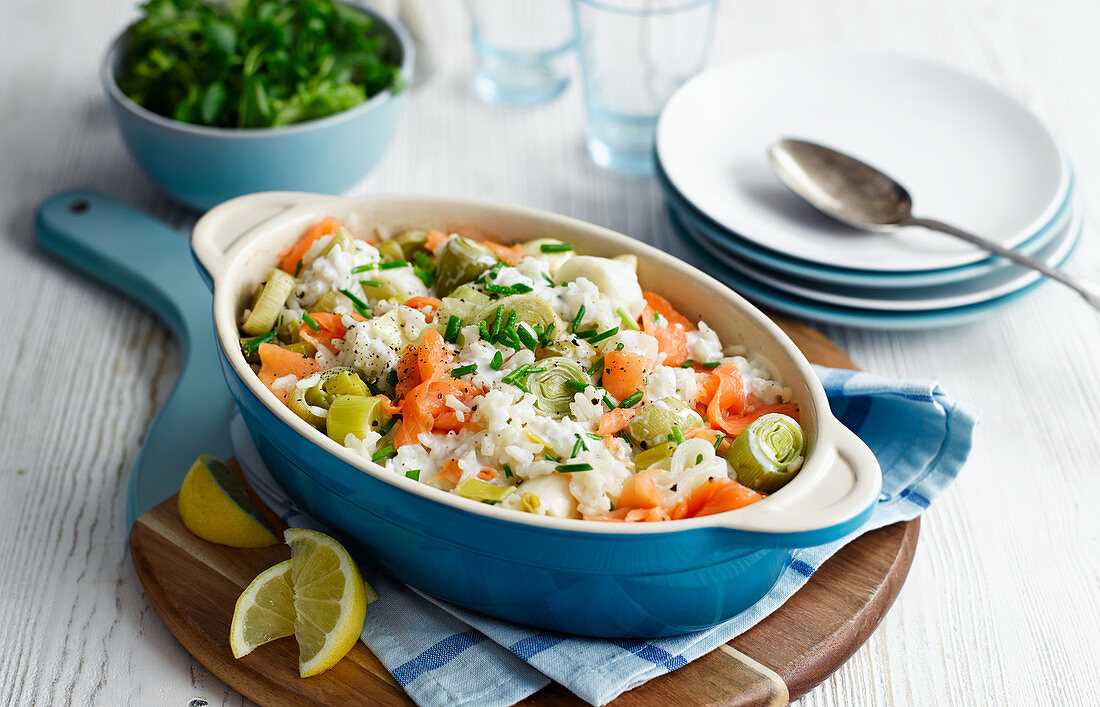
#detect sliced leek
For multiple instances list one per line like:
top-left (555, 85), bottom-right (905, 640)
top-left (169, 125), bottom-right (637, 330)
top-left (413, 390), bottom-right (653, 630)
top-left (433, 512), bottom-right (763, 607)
top-left (626, 397), bottom-right (704, 449)
top-left (726, 413), bottom-right (805, 494)
top-left (281, 341), bottom-right (316, 357)
top-left (309, 290), bottom-right (340, 314)
top-left (242, 269), bottom-right (295, 336)
top-left (394, 228), bottom-right (430, 257)
top-left (318, 227), bottom-right (354, 257)
top-left (476, 294), bottom-right (563, 335)
top-left (435, 236), bottom-right (497, 296)
top-left (633, 441), bottom-right (676, 470)
top-left (326, 394), bottom-right (392, 444)
top-left (455, 477), bottom-right (515, 503)
top-left (523, 357), bottom-right (590, 419)
top-left (376, 240), bottom-right (404, 263)
top-left (288, 367), bottom-right (371, 429)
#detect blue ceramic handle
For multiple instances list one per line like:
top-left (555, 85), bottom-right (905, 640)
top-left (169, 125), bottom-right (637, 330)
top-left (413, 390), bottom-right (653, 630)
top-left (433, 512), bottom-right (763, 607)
top-left (35, 191), bottom-right (234, 529)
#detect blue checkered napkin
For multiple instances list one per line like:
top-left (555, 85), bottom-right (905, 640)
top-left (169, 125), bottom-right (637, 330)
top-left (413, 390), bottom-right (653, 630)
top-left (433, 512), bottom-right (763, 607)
top-left (231, 366), bottom-right (977, 706)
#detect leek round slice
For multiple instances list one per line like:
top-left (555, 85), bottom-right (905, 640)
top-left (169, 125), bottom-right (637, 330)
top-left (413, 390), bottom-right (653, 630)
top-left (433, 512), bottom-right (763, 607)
top-left (288, 367), bottom-right (370, 429)
top-left (394, 228), bottom-right (430, 257)
top-left (318, 227), bottom-right (354, 258)
top-left (435, 236), bottom-right (497, 296)
top-left (626, 397), bottom-right (704, 449)
top-left (326, 394), bottom-right (391, 444)
top-left (477, 294), bottom-right (563, 335)
top-left (454, 477), bottom-right (515, 503)
top-left (376, 240), bottom-right (404, 263)
top-left (308, 290), bottom-right (340, 314)
top-left (523, 357), bottom-right (590, 418)
top-left (633, 441), bottom-right (676, 470)
top-left (241, 268), bottom-right (296, 336)
top-left (726, 413), bottom-right (805, 494)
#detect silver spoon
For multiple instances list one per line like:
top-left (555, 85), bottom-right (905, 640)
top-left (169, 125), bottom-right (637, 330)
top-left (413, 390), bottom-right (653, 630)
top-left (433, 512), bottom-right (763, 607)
top-left (768, 138), bottom-right (1100, 311)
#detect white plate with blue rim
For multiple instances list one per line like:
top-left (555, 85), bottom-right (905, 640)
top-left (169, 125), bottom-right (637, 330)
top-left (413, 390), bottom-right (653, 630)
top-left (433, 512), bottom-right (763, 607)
top-left (656, 154), bottom-right (1077, 289)
top-left (670, 195), bottom-right (1082, 312)
top-left (667, 206), bottom-right (1083, 329)
top-left (656, 48), bottom-right (1070, 273)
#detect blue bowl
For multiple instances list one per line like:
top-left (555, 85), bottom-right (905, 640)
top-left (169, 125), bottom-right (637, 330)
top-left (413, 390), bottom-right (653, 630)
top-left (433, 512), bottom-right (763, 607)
top-left (194, 192), bottom-right (882, 637)
top-left (101, 6), bottom-right (413, 211)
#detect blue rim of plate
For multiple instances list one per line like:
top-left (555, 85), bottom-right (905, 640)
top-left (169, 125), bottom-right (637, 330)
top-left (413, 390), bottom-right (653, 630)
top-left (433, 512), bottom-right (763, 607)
top-left (667, 204), bottom-right (1083, 330)
top-left (655, 153), bottom-right (1077, 288)
top-left (672, 191), bottom-right (1078, 311)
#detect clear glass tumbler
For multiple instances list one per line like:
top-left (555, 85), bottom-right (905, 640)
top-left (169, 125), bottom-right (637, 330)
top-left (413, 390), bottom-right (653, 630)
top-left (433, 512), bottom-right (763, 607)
top-left (573, 0), bottom-right (717, 175)
top-left (466, 0), bottom-right (576, 107)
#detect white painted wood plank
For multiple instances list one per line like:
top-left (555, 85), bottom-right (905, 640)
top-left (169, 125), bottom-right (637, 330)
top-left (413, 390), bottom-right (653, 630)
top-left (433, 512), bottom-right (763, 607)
top-left (1, 0), bottom-right (1097, 705)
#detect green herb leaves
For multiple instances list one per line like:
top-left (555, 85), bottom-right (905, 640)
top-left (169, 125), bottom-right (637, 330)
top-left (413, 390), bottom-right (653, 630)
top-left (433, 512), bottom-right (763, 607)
top-left (118, 0), bottom-right (404, 129)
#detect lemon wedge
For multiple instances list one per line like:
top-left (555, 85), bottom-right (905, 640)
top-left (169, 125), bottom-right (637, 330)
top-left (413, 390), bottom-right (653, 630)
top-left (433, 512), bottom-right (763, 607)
top-left (229, 559), bottom-right (296, 659)
top-left (178, 454), bottom-right (279, 547)
top-left (284, 528), bottom-right (370, 677)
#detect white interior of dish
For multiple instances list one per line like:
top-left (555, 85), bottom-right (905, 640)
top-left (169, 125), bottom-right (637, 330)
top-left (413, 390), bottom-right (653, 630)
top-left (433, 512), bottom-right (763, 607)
top-left (194, 193), bottom-right (881, 535)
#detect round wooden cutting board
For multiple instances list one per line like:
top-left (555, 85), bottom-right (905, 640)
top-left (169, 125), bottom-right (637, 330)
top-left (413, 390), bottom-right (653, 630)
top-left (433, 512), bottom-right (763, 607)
top-left (128, 313), bottom-right (919, 707)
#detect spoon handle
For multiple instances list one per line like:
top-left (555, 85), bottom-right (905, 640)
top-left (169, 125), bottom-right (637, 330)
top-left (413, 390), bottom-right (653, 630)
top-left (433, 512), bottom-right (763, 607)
top-left (906, 216), bottom-right (1100, 312)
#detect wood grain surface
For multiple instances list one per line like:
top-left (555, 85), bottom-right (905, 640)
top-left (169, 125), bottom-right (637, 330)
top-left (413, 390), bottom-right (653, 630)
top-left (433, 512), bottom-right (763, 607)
top-left (127, 317), bottom-right (918, 706)
top-left (3, 1), bottom-right (1100, 705)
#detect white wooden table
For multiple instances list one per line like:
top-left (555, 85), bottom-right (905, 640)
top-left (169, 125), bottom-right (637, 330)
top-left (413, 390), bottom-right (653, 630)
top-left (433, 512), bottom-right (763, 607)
top-left (2, 1), bottom-right (1098, 704)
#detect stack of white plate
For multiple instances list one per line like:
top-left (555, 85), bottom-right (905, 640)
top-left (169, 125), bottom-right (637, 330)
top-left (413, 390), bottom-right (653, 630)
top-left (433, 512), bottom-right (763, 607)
top-left (655, 49), bottom-right (1080, 329)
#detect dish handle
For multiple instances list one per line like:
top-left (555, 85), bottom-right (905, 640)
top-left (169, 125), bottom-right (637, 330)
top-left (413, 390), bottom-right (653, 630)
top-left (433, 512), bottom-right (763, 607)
top-left (715, 419), bottom-right (883, 547)
top-left (191, 191), bottom-right (321, 288)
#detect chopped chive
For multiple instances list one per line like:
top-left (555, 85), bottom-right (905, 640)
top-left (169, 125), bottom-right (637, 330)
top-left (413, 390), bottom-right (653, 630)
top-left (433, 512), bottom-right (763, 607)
top-left (541, 273), bottom-right (556, 287)
top-left (572, 434), bottom-right (588, 457)
top-left (572, 305), bottom-right (586, 333)
top-left (609, 502), bottom-right (615, 511)
top-left (490, 306), bottom-right (504, 340)
top-left (360, 279), bottom-right (383, 288)
top-left (615, 343), bottom-right (625, 351)
top-left (586, 433), bottom-right (602, 440)
top-left (540, 322), bottom-right (556, 348)
top-left (545, 453), bottom-right (557, 462)
top-left (451, 363), bottom-right (477, 378)
top-left (524, 368), bottom-right (547, 374)
top-left (619, 392), bottom-right (644, 408)
top-left (602, 395), bottom-right (616, 409)
top-left (386, 370), bottom-right (399, 387)
top-left (701, 361), bottom-right (722, 369)
top-left (339, 288), bottom-right (371, 317)
top-left (512, 283), bottom-right (533, 294)
top-left (478, 321), bottom-right (492, 341)
top-left (696, 453), bottom-right (704, 464)
top-left (713, 434), bottom-right (726, 451)
top-left (302, 312), bottom-right (320, 331)
top-left (414, 266), bottom-right (434, 287)
top-left (564, 379), bottom-right (586, 391)
top-left (486, 261), bottom-right (505, 280)
top-left (555, 463), bottom-right (593, 473)
top-left (653, 312), bottom-right (661, 322)
top-left (587, 357), bottom-right (605, 376)
top-left (503, 463), bottom-right (514, 479)
top-left (351, 264), bottom-right (374, 273)
top-left (616, 308), bottom-right (639, 330)
top-left (483, 283), bottom-right (512, 295)
top-left (364, 379), bottom-right (381, 395)
top-left (517, 324), bottom-right (539, 350)
top-left (669, 425), bottom-right (684, 443)
top-left (575, 328), bottom-right (599, 340)
top-left (501, 364), bottom-right (530, 385)
top-left (502, 328), bottom-right (523, 350)
top-left (680, 359), bottom-right (694, 368)
top-left (490, 350), bottom-right (504, 371)
top-left (294, 259), bottom-right (303, 276)
top-left (482, 499), bottom-right (502, 505)
top-left (444, 315), bottom-right (462, 343)
top-left (244, 330), bottom-right (276, 355)
top-left (377, 415), bottom-right (398, 437)
top-left (379, 260), bottom-right (409, 270)
top-left (540, 243), bottom-right (573, 253)
top-left (406, 469), bottom-right (421, 481)
top-left (371, 445), bottom-right (394, 462)
top-left (515, 380), bottom-right (530, 394)
top-left (502, 310), bottom-right (518, 337)
top-left (413, 251), bottom-right (434, 270)
top-left (588, 326), bottom-right (619, 344)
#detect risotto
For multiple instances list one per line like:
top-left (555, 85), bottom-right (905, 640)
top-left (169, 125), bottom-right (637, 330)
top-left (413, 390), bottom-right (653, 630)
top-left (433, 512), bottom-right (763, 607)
top-left (238, 218), bottom-right (806, 522)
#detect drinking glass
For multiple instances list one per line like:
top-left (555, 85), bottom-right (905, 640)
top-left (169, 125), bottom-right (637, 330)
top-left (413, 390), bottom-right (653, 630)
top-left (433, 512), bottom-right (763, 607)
top-left (573, 0), bottom-right (717, 174)
top-left (466, 0), bottom-right (575, 107)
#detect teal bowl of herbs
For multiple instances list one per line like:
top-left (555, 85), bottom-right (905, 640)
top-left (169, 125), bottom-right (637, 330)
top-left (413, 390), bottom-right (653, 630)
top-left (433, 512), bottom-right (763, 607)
top-left (103, 0), bottom-right (412, 210)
